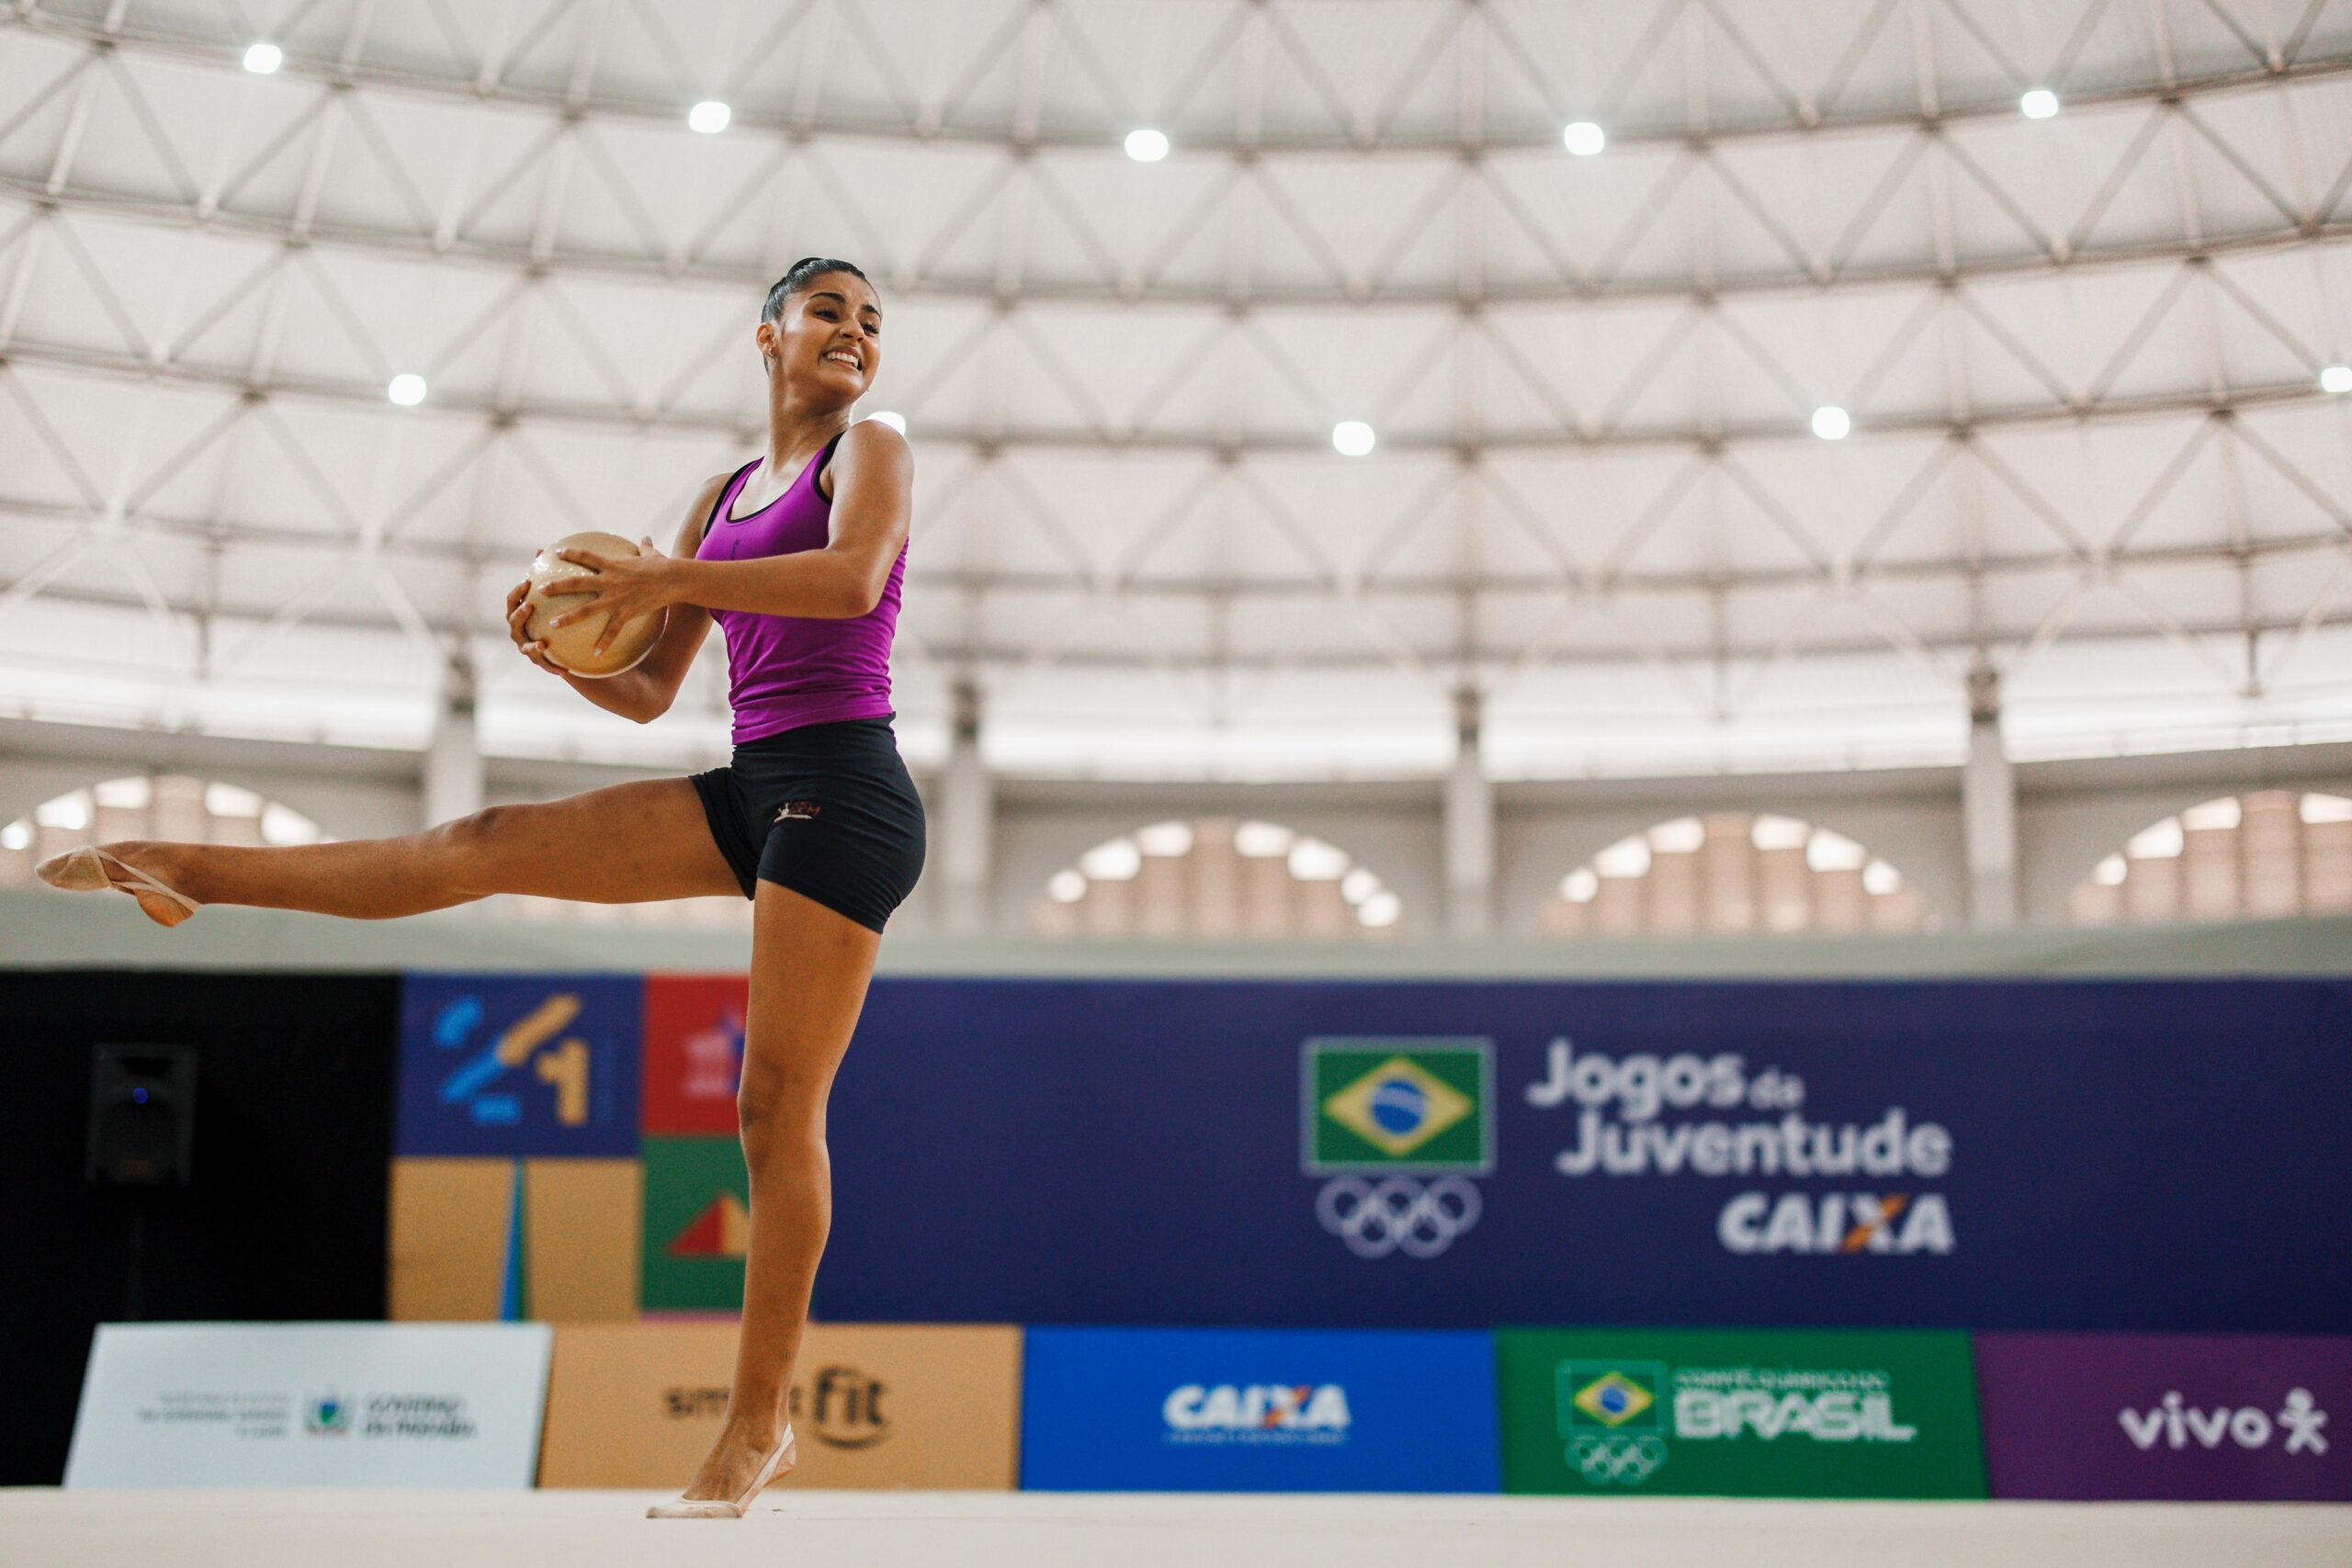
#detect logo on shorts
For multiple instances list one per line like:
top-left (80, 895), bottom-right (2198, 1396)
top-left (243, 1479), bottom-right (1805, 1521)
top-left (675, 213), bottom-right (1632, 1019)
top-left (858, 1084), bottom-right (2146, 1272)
top-left (774, 801), bottom-right (822, 822)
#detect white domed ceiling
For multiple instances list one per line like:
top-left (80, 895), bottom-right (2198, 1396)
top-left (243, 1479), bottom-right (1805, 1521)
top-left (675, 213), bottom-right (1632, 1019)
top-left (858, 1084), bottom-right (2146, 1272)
top-left (2, 0), bottom-right (2350, 777)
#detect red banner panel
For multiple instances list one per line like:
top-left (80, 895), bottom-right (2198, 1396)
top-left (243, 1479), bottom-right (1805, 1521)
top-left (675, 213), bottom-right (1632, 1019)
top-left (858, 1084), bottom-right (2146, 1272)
top-left (641, 976), bottom-right (752, 1137)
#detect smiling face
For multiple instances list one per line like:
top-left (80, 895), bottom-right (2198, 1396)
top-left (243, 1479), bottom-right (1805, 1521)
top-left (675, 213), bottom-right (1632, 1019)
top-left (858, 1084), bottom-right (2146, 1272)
top-left (756, 271), bottom-right (882, 403)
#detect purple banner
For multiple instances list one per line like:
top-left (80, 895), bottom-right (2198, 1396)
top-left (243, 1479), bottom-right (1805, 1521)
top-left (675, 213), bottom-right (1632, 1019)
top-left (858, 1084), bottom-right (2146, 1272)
top-left (1976, 1334), bottom-right (2349, 1501)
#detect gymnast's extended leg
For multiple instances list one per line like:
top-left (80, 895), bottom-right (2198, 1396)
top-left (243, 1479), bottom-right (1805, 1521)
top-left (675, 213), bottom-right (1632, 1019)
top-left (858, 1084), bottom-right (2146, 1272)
top-left (43, 779), bottom-right (739, 921)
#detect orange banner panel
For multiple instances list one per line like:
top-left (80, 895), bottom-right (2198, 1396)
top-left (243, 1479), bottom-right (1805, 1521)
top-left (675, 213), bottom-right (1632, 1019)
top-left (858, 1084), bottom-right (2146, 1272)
top-left (387, 1158), bottom-right (509, 1321)
top-left (540, 1323), bottom-right (1021, 1490)
top-left (390, 1157), bottom-right (639, 1322)
top-left (523, 1159), bottom-right (639, 1322)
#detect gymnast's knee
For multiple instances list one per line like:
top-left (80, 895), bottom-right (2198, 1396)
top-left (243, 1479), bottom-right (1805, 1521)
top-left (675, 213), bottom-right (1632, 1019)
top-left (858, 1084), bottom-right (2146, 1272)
top-left (738, 1071), bottom-right (826, 1166)
top-left (428, 804), bottom-right (528, 890)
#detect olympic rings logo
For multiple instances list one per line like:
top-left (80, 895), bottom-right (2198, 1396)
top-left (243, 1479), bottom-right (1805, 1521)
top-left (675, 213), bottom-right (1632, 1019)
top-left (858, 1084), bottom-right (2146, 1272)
top-left (1314, 1176), bottom-right (1482, 1258)
top-left (1569, 1433), bottom-right (1668, 1485)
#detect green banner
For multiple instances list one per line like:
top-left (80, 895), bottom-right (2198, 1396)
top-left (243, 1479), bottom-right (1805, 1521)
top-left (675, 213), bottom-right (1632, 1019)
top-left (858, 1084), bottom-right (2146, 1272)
top-left (1497, 1328), bottom-right (1986, 1498)
top-left (1302, 1039), bottom-right (1492, 1173)
top-left (639, 1135), bottom-right (750, 1313)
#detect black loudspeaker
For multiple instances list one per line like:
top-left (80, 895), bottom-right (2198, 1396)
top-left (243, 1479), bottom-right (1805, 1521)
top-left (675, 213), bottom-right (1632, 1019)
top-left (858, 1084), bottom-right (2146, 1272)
top-left (85, 1044), bottom-right (198, 1187)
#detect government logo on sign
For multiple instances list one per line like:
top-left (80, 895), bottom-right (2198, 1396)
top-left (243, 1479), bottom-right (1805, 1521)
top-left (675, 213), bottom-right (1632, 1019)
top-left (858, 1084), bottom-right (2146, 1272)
top-left (1301, 1039), bottom-right (1492, 1259)
top-left (305, 1393), bottom-right (351, 1437)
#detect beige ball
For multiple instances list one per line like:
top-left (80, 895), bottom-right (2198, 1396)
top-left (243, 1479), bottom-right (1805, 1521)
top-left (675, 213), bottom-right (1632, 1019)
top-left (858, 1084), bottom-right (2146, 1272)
top-left (523, 530), bottom-right (668, 678)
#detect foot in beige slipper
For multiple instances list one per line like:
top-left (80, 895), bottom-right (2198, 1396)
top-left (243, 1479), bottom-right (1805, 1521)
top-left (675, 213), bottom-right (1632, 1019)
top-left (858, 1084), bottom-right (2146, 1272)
top-left (647, 1428), bottom-right (795, 1519)
top-left (36, 845), bottom-right (202, 929)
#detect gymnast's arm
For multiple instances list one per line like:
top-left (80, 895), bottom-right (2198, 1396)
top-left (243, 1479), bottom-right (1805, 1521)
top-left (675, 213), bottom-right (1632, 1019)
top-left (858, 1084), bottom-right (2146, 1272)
top-left (662, 419), bottom-right (912, 623)
top-left (504, 471), bottom-right (729, 724)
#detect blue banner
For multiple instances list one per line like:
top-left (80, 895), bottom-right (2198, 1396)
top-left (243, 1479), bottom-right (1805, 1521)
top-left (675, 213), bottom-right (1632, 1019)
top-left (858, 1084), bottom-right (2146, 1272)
top-left (1020, 1326), bottom-right (1499, 1492)
top-left (394, 974), bottom-right (640, 1157)
top-left (815, 978), bottom-right (2352, 1331)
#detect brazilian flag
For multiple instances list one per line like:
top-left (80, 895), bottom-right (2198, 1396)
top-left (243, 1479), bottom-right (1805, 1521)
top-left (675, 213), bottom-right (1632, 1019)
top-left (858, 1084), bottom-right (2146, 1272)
top-left (1304, 1039), bottom-right (1491, 1173)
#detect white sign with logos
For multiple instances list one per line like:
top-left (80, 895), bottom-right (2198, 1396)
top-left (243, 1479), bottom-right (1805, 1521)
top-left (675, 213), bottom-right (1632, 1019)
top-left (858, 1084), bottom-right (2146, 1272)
top-left (64, 1323), bottom-right (553, 1488)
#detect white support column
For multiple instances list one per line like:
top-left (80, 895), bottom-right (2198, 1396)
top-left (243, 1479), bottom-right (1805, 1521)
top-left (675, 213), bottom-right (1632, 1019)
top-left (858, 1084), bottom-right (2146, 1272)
top-left (422, 654), bottom-right (483, 829)
top-left (1443, 686), bottom-right (1495, 938)
top-left (940, 679), bottom-right (994, 936)
top-left (1962, 665), bottom-right (2018, 929)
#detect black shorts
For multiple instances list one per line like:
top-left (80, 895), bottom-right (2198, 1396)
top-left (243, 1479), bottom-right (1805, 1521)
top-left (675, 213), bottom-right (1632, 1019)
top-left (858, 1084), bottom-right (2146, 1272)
top-left (687, 716), bottom-right (926, 933)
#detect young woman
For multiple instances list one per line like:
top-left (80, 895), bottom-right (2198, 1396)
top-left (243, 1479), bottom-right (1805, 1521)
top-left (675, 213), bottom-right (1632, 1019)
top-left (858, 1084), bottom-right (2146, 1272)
top-left (38, 256), bottom-right (924, 1518)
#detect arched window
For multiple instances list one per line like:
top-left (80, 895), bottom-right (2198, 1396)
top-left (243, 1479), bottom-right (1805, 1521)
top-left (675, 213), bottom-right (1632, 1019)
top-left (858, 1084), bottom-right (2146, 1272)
top-left (0, 776), bottom-right (330, 888)
top-left (2069, 792), bottom-right (2352, 925)
top-left (1540, 813), bottom-right (1924, 937)
top-left (1032, 818), bottom-right (1399, 939)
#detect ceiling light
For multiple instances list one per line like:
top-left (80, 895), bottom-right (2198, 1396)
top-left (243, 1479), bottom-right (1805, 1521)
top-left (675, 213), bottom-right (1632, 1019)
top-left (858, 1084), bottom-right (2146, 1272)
top-left (1331, 420), bottom-right (1375, 457)
top-left (1235, 820), bottom-right (1295, 858)
top-left (260, 802), bottom-right (323, 846)
top-left (243, 42), bottom-right (282, 74)
top-left (35, 791), bottom-right (92, 830)
top-left (93, 776), bottom-right (153, 808)
top-left (689, 100), bottom-right (731, 134)
top-left (387, 373), bottom-right (427, 406)
top-left (1593, 837), bottom-right (1651, 879)
top-left (1357, 891), bottom-right (1401, 928)
top-left (1048, 870), bottom-right (1086, 903)
top-left (1805, 829), bottom-right (1866, 872)
top-left (1125, 128), bottom-right (1170, 163)
top-left (1079, 838), bottom-right (1142, 881)
top-left (1863, 860), bottom-right (1902, 896)
top-left (1136, 820), bottom-right (1194, 857)
top-left (865, 410), bottom-right (907, 434)
top-left (205, 782), bottom-right (263, 817)
top-left (1562, 121), bottom-right (1605, 156)
top-left (1811, 405), bottom-right (1851, 440)
top-left (1562, 868), bottom-right (1600, 904)
top-left (2180, 796), bottom-right (2242, 830)
top-left (2300, 792), bottom-right (2352, 824)
top-left (2320, 365), bottom-right (2352, 394)
top-left (1646, 816), bottom-right (1703, 853)
top-left (2019, 89), bottom-right (2059, 119)
top-left (1340, 867), bottom-right (1380, 905)
top-left (1287, 838), bottom-right (1349, 881)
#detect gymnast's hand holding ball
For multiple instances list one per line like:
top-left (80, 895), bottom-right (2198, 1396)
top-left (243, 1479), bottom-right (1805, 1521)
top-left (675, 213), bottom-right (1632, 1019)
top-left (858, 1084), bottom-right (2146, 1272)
top-left (506, 530), bottom-right (672, 677)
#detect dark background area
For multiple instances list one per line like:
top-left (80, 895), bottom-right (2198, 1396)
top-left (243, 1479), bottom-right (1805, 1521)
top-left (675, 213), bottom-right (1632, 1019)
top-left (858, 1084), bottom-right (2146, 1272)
top-left (0, 971), bottom-right (396, 1484)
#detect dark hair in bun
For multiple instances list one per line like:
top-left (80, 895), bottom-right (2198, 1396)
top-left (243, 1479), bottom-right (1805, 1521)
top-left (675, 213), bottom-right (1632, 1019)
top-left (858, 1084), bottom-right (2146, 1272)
top-left (761, 257), bottom-right (872, 323)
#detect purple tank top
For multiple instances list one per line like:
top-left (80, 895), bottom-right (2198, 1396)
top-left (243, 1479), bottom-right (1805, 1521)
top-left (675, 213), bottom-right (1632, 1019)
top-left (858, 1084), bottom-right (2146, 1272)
top-left (695, 432), bottom-right (905, 746)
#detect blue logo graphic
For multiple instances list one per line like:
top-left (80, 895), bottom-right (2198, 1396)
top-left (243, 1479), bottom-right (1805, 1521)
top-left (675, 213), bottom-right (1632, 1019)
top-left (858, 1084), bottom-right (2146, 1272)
top-left (1369, 1075), bottom-right (1429, 1136)
top-left (396, 974), bottom-right (640, 1157)
top-left (1021, 1326), bottom-right (1498, 1493)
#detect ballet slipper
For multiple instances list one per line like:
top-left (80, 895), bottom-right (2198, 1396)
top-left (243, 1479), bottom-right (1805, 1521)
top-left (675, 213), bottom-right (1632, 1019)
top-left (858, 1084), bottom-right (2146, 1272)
top-left (36, 845), bottom-right (202, 929)
top-left (647, 1427), bottom-right (795, 1519)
